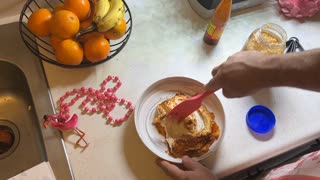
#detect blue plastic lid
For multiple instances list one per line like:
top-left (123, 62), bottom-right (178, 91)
top-left (246, 105), bottom-right (276, 134)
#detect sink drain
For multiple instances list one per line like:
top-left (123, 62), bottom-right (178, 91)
top-left (0, 120), bottom-right (20, 159)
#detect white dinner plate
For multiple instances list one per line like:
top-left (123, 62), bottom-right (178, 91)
top-left (134, 77), bottom-right (225, 163)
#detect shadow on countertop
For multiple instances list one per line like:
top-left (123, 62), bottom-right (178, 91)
top-left (122, 117), bottom-right (170, 180)
top-left (122, 115), bottom-right (220, 179)
top-left (42, 61), bottom-right (95, 87)
top-left (250, 88), bottom-right (275, 109)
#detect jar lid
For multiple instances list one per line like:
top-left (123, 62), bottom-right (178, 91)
top-left (246, 105), bottom-right (276, 134)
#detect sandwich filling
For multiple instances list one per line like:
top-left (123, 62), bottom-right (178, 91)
top-left (153, 92), bottom-right (220, 158)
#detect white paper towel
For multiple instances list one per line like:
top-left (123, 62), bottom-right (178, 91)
top-left (8, 161), bottom-right (56, 180)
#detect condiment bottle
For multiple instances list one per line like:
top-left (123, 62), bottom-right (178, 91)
top-left (203, 0), bottom-right (232, 45)
top-left (243, 23), bottom-right (287, 54)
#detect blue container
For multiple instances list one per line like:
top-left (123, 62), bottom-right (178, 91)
top-left (246, 105), bottom-right (276, 134)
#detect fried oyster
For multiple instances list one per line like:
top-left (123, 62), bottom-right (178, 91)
top-left (153, 92), bottom-right (220, 158)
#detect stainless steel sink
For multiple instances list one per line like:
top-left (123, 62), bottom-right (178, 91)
top-left (0, 22), bottom-right (74, 179)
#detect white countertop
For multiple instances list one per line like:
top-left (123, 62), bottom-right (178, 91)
top-left (3, 0), bottom-right (320, 179)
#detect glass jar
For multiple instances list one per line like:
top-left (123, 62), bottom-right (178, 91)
top-left (243, 23), bottom-right (287, 54)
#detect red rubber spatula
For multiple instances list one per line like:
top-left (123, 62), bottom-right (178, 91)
top-left (168, 90), bottom-right (214, 120)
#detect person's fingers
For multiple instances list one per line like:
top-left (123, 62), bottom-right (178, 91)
top-left (222, 89), bottom-right (240, 98)
top-left (205, 77), bottom-right (221, 92)
top-left (182, 156), bottom-right (203, 170)
top-left (211, 64), bottom-right (222, 76)
top-left (222, 89), bottom-right (232, 98)
top-left (156, 158), bottom-right (186, 180)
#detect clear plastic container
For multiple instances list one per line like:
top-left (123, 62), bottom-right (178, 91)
top-left (243, 23), bottom-right (287, 54)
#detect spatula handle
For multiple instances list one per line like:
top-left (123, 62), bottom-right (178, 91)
top-left (197, 90), bottom-right (214, 100)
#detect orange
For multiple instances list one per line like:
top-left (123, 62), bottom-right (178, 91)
top-left (27, 8), bottom-right (52, 37)
top-left (80, 16), bottom-right (93, 30)
top-left (49, 10), bottom-right (80, 39)
top-left (102, 18), bottom-right (127, 40)
top-left (50, 35), bottom-right (64, 50)
top-left (64, 0), bottom-right (90, 21)
top-left (79, 32), bottom-right (104, 43)
top-left (55, 39), bottom-right (83, 65)
top-left (53, 4), bottom-right (64, 13)
top-left (80, 1), bottom-right (94, 30)
top-left (84, 36), bottom-right (110, 63)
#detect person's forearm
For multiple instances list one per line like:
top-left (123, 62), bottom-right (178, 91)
top-left (268, 48), bottom-right (320, 91)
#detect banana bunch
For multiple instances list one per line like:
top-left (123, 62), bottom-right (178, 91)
top-left (92, 0), bottom-right (110, 23)
top-left (92, 0), bottom-right (125, 32)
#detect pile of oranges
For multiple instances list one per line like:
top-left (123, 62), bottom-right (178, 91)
top-left (27, 0), bottom-right (127, 66)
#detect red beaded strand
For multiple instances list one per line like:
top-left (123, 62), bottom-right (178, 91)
top-left (57, 76), bottom-right (133, 124)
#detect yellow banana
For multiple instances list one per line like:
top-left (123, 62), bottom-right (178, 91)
top-left (97, 0), bottom-right (125, 32)
top-left (93, 0), bottom-right (110, 23)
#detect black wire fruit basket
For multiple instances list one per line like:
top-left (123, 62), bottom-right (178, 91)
top-left (19, 0), bottom-right (132, 68)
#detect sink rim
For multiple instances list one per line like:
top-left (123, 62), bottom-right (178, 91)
top-left (0, 22), bottom-right (74, 180)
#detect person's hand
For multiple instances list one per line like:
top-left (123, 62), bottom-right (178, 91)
top-left (205, 51), bottom-right (275, 98)
top-left (156, 156), bottom-right (218, 180)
